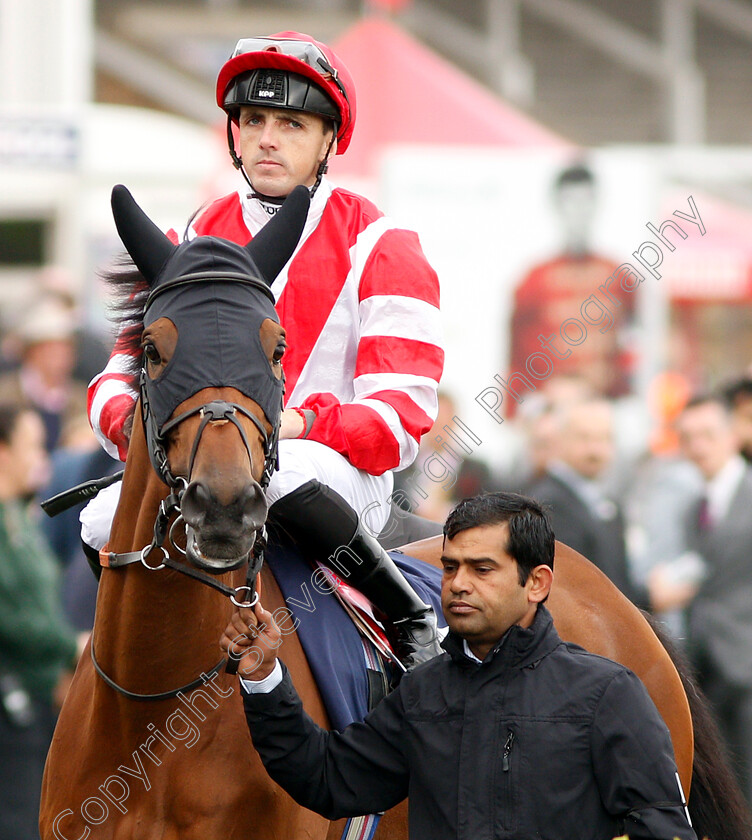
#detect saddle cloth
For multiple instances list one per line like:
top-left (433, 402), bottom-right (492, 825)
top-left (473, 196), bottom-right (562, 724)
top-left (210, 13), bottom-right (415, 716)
top-left (265, 536), bottom-right (445, 730)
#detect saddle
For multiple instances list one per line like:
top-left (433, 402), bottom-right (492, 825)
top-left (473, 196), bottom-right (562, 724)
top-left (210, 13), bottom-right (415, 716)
top-left (264, 527), bottom-right (444, 729)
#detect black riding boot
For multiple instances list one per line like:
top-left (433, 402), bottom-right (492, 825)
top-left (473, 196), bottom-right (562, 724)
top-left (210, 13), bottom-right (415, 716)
top-left (268, 480), bottom-right (442, 670)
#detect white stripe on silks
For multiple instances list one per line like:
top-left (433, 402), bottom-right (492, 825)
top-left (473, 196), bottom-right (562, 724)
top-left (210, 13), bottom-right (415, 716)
top-left (286, 208), bottom-right (399, 407)
top-left (285, 276), bottom-right (360, 408)
top-left (358, 295), bottom-right (442, 345)
top-left (92, 429), bottom-right (122, 462)
top-left (89, 352), bottom-right (137, 384)
top-left (89, 375), bottom-right (137, 457)
top-left (355, 373), bottom-right (440, 419)
top-left (89, 375), bottom-right (138, 416)
top-left (348, 215), bottom-right (400, 285)
top-left (89, 373), bottom-right (137, 426)
top-left (241, 181), bottom-right (332, 301)
top-left (356, 397), bottom-right (419, 467)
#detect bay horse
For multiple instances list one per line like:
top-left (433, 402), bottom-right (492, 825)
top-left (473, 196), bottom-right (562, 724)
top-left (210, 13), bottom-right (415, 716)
top-left (40, 185), bottom-right (749, 840)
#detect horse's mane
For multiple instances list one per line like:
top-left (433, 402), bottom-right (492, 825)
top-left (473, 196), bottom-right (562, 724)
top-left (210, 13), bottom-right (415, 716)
top-left (100, 255), bottom-right (150, 392)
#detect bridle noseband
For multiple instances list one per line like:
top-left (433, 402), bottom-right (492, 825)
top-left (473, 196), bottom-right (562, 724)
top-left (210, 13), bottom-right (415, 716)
top-left (142, 386), bottom-right (280, 492)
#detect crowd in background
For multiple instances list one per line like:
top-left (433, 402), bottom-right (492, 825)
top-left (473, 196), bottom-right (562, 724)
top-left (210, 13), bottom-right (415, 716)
top-left (4, 266), bottom-right (752, 834)
top-left (0, 272), bottom-right (117, 839)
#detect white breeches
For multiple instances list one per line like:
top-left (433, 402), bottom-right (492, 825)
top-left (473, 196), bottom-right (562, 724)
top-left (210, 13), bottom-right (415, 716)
top-left (80, 439), bottom-right (393, 551)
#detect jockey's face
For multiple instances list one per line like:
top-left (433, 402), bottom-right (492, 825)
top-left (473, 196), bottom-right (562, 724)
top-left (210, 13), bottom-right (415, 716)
top-left (238, 106), bottom-right (334, 198)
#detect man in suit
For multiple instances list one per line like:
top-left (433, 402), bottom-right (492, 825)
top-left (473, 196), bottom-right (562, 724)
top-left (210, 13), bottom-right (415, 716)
top-left (526, 398), bottom-right (643, 606)
top-left (676, 394), bottom-right (752, 806)
top-left (723, 376), bottom-right (752, 462)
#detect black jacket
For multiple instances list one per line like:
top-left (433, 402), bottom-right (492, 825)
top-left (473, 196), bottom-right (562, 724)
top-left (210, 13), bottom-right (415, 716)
top-left (243, 606), bottom-right (695, 840)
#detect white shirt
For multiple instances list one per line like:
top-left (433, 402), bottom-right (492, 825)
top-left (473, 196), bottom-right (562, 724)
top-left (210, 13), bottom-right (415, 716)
top-left (462, 639), bottom-right (483, 663)
top-left (705, 454), bottom-right (746, 526)
top-left (547, 460), bottom-right (619, 522)
top-left (240, 659), bottom-right (283, 695)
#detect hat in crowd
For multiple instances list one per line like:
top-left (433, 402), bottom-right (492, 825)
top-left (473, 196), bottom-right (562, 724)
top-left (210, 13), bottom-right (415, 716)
top-left (15, 296), bottom-right (76, 346)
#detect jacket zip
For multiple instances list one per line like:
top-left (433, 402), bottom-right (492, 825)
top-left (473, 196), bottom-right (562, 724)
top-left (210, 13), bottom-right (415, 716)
top-left (502, 729), bottom-right (515, 771)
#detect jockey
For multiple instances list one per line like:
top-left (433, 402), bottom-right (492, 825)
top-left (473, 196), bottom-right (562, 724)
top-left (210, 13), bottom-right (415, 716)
top-left (85, 32), bottom-right (444, 669)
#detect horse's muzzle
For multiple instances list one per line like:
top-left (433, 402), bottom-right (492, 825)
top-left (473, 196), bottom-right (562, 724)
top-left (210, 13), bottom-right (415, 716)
top-left (180, 478), bottom-right (268, 573)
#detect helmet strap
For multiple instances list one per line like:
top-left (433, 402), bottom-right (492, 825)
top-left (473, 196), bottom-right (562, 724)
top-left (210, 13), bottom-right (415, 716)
top-left (226, 115), bottom-right (256, 194)
top-left (227, 115), bottom-right (242, 170)
top-left (226, 115), bottom-right (337, 201)
top-left (309, 131), bottom-right (337, 198)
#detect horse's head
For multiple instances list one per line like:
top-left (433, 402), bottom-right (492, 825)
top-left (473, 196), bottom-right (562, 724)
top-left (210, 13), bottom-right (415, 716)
top-left (110, 184), bottom-right (309, 573)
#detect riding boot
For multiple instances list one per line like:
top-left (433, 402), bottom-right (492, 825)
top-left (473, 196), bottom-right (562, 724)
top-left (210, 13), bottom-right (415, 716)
top-left (268, 480), bottom-right (443, 670)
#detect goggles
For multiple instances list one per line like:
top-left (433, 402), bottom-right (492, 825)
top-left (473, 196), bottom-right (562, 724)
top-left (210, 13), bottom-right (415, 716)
top-left (230, 37), bottom-right (350, 105)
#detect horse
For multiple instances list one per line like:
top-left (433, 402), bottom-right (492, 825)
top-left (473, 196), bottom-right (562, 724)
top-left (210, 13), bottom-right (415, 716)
top-left (40, 185), bottom-right (750, 840)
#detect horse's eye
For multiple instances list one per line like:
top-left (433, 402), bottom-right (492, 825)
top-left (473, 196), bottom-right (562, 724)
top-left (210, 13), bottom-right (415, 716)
top-left (143, 344), bottom-right (161, 365)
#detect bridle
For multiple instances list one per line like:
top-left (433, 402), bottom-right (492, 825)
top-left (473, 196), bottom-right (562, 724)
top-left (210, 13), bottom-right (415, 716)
top-left (139, 272), bottom-right (282, 490)
top-left (142, 387), bottom-right (280, 493)
top-left (91, 274), bottom-right (284, 700)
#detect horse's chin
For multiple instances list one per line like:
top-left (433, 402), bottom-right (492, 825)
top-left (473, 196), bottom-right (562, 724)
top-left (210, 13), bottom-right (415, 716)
top-left (185, 528), bottom-right (253, 573)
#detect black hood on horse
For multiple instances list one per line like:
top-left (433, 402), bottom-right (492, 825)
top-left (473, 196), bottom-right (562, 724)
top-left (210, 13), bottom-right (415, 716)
top-left (110, 184), bottom-right (310, 431)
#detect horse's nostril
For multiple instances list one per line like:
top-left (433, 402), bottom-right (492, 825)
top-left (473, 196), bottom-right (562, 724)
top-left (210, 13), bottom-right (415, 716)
top-left (181, 481), bottom-right (211, 528)
top-left (241, 483), bottom-right (269, 532)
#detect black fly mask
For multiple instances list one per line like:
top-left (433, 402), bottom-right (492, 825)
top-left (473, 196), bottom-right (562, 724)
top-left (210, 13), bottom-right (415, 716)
top-left (142, 241), bottom-right (283, 433)
top-left (110, 184), bottom-right (310, 487)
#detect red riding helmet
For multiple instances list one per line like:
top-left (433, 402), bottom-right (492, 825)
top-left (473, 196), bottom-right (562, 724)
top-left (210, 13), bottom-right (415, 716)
top-left (216, 32), bottom-right (356, 155)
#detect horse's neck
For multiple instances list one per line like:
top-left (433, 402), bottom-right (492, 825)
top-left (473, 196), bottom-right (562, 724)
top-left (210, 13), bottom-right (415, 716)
top-left (92, 441), bottom-right (235, 695)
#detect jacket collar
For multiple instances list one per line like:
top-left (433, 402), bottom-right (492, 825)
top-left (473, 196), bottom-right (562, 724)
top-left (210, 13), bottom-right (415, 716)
top-left (441, 604), bottom-right (561, 672)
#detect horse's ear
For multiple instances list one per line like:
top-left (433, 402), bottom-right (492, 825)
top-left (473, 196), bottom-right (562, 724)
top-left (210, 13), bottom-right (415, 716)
top-left (245, 186), bottom-right (310, 286)
top-left (111, 185), bottom-right (176, 285)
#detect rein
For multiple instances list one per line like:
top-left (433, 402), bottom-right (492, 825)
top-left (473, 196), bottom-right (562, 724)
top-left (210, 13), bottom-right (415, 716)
top-left (90, 643), bottom-right (227, 703)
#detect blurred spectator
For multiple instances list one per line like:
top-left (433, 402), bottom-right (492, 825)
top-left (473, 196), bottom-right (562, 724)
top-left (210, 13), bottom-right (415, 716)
top-left (34, 268), bottom-right (111, 387)
top-left (506, 163), bottom-right (636, 408)
top-left (0, 293), bottom-right (87, 451)
top-left (525, 397), bottom-right (645, 606)
top-left (0, 401), bottom-right (85, 840)
top-left (508, 374), bottom-right (595, 489)
top-left (41, 408), bottom-right (119, 631)
top-left (626, 454), bottom-right (703, 635)
top-left (624, 371), bottom-right (702, 638)
top-left (393, 391), bottom-right (493, 522)
top-left (514, 400), bottom-right (558, 487)
top-left (675, 394), bottom-right (752, 806)
top-left (723, 376), bottom-right (752, 462)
